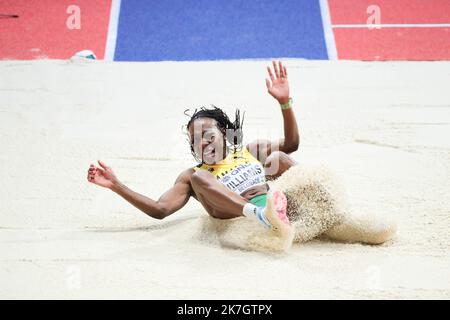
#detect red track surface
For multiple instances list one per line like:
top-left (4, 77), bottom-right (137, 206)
top-left (0, 0), bottom-right (111, 60)
top-left (328, 0), bottom-right (450, 60)
top-left (0, 0), bottom-right (449, 61)
top-left (328, 0), bottom-right (450, 24)
top-left (334, 27), bottom-right (450, 61)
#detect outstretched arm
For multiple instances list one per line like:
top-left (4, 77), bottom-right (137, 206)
top-left (87, 161), bottom-right (192, 220)
top-left (247, 61), bottom-right (300, 163)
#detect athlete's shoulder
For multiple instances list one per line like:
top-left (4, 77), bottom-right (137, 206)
top-left (177, 167), bottom-right (196, 183)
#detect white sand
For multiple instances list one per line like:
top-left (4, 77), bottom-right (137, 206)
top-left (0, 59), bottom-right (449, 299)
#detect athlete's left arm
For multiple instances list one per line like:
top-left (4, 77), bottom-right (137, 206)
top-left (246, 60), bottom-right (300, 163)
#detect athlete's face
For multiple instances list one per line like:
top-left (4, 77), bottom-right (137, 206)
top-left (188, 118), bottom-right (226, 164)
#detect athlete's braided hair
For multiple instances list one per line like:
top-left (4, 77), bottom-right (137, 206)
top-left (184, 106), bottom-right (245, 161)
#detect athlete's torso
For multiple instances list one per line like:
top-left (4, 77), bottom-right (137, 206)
top-left (193, 147), bottom-right (267, 197)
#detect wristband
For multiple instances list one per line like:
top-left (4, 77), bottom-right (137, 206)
top-left (280, 98), bottom-right (293, 110)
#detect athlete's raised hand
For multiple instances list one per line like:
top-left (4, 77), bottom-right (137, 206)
top-left (266, 60), bottom-right (290, 104)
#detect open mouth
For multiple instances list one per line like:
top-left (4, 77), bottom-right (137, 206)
top-left (203, 146), bottom-right (215, 159)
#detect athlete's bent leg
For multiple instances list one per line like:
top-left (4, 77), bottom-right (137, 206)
top-left (191, 170), bottom-right (291, 233)
top-left (190, 170), bottom-right (248, 219)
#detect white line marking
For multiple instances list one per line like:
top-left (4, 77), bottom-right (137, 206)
top-left (319, 0), bottom-right (338, 60)
top-left (104, 0), bottom-right (122, 61)
top-left (333, 23), bottom-right (450, 29)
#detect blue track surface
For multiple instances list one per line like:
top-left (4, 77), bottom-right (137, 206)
top-left (114, 0), bottom-right (328, 61)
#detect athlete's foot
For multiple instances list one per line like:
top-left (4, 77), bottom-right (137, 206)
top-left (262, 190), bottom-right (293, 235)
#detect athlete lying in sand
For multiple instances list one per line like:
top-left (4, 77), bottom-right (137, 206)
top-left (86, 61), bottom-right (395, 245)
top-left (87, 61), bottom-right (297, 235)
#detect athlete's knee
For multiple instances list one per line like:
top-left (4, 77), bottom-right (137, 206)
top-left (190, 170), bottom-right (215, 188)
top-left (264, 151), bottom-right (297, 179)
top-left (264, 151), bottom-right (282, 164)
top-left (264, 151), bottom-right (278, 167)
top-left (264, 151), bottom-right (281, 176)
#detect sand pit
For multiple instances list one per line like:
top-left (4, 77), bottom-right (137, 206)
top-left (0, 59), bottom-right (449, 299)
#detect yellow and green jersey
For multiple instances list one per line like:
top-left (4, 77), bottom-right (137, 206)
top-left (193, 147), bottom-right (266, 196)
